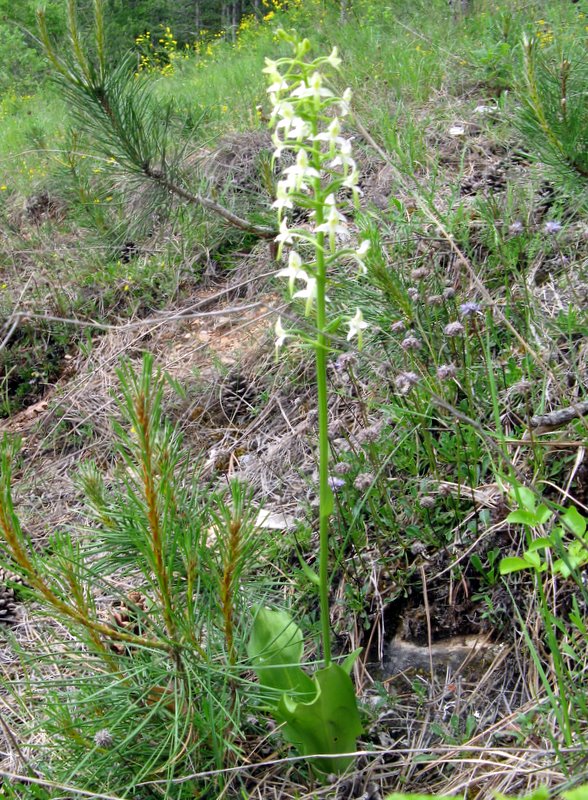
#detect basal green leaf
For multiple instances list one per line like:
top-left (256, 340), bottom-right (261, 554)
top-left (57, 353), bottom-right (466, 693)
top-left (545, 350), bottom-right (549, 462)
top-left (248, 608), bottom-right (315, 700)
top-left (500, 556), bottom-right (532, 574)
top-left (278, 664), bottom-right (363, 773)
top-left (562, 506), bottom-right (587, 537)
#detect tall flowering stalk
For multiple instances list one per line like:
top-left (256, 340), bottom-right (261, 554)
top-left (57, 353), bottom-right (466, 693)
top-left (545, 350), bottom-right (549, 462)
top-left (267, 32), bottom-right (369, 666)
top-left (247, 33), bottom-right (364, 774)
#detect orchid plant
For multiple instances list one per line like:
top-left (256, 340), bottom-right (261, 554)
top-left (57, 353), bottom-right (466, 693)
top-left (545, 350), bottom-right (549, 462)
top-left (247, 32), bottom-right (366, 773)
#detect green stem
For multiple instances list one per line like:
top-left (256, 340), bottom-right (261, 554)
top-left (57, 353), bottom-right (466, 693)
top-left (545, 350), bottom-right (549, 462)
top-left (311, 103), bottom-right (332, 667)
top-left (315, 234), bottom-right (332, 667)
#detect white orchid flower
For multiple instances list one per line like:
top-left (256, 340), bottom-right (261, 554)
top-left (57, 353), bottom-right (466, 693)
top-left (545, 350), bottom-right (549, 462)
top-left (277, 251), bottom-right (308, 295)
top-left (315, 203), bottom-right (350, 247)
top-left (339, 87), bottom-right (353, 116)
top-left (291, 71), bottom-right (333, 101)
top-left (330, 138), bottom-right (355, 171)
top-left (293, 275), bottom-right (318, 315)
top-left (274, 316), bottom-right (289, 355)
top-left (271, 183), bottom-right (294, 216)
top-left (285, 116), bottom-right (311, 141)
top-left (314, 117), bottom-right (344, 157)
top-left (283, 149), bottom-right (320, 191)
top-left (347, 308), bottom-right (369, 347)
top-left (326, 47), bottom-right (342, 69)
top-left (275, 217), bottom-right (296, 257)
top-left (353, 240), bottom-right (370, 275)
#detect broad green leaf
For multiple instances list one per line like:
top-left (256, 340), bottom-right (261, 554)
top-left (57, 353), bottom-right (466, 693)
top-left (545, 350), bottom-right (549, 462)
top-left (278, 664), bottom-right (363, 773)
top-left (247, 608), bottom-right (315, 700)
top-left (534, 504), bottom-right (553, 525)
top-left (527, 537), bottom-right (553, 552)
top-left (523, 550), bottom-right (542, 570)
top-left (500, 556), bottom-right (532, 575)
top-left (510, 485), bottom-right (536, 513)
top-left (562, 506), bottom-right (587, 537)
top-left (507, 510), bottom-right (540, 526)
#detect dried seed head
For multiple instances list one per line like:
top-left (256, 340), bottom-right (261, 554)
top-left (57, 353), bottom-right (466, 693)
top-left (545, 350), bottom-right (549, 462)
top-left (401, 335), bottom-right (422, 351)
top-left (444, 321), bottom-right (465, 337)
top-left (94, 729), bottom-right (114, 749)
top-left (353, 472), bottom-right (375, 491)
top-left (395, 371), bottom-right (420, 394)
top-left (333, 461), bottom-right (352, 476)
top-left (437, 363), bottom-right (457, 380)
top-left (410, 267), bottom-right (429, 281)
top-left (420, 495), bottom-right (436, 509)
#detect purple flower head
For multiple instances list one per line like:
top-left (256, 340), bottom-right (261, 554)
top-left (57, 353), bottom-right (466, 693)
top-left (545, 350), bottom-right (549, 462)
top-left (459, 301), bottom-right (482, 318)
top-left (544, 220), bottom-right (562, 235)
top-left (395, 371), bottom-right (420, 395)
top-left (509, 220), bottom-right (523, 235)
top-left (391, 320), bottom-right (406, 334)
top-left (401, 335), bottom-right (422, 351)
top-left (444, 321), bottom-right (465, 337)
top-left (437, 363), bottom-right (457, 380)
top-left (407, 287), bottom-right (419, 301)
top-left (442, 286), bottom-right (456, 300)
top-left (328, 476), bottom-right (345, 491)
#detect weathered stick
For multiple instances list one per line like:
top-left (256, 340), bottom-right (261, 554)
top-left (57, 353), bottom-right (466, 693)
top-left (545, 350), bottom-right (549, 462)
top-left (530, 400), bottom-right (588, 433)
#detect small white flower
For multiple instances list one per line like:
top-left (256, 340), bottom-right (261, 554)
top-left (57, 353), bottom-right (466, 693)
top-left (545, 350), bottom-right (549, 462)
top-left (330, 138), bottom-right (356, 171)
top-left (283, 149), bottom-right (320, 191)
top-left (277, 251), bottom-right (308, 295)
top-left (314, 117), bottom-right (343, 155)
top-left (271, 181), bottom-right (294, 215)
top-left (274, 316), bottom-right (289, 354)
top-left (342, 166), bottom-right (361, 191)
top-left (267, 77), bottom-right (289, 94)
top-left (291, 71), bottom-right (333, 101)
top-left (275, 218), bottom-right (296, 257)
top-left (339, 87), bottom-right (353, 116)
top-left (315, 203), bottom-right (350, 245)
top-left (326, 47), bottom-right (342, 69)
top-left (347, 308), bottom-right (369, 346)
top-left (285, 116), bottom-right (311, 141)
top-left (353, 240), bottom-right (370, 274)
top-left (293, 275), bottom-right (318, 315)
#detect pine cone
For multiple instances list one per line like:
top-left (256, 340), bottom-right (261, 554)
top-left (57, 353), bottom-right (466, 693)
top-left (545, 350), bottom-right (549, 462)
top-left (0, 567), bottom-right (28, 595)
top-left (220, 372), bottom-right (257, 419)
top-left (0, 585), bottom-right (19, 626)
top-left (110, 591), bottom-right (149, 654)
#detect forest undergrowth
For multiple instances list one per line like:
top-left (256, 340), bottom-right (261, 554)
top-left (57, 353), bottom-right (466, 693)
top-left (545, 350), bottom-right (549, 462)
top-left (0, 1), bottom-right (588, 798)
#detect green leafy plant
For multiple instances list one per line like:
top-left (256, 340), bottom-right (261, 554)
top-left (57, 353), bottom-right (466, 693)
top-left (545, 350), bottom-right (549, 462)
top-left (517, 33), bottom-right (588, 209)
top-left (499, 483), bottom-right (588, 578)
top-left (0, 355), bottom-right (261, 795)
top-left (246, 32), bottom-right (367, 773)
top-left (498, 478), bottom-right (588, 748)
